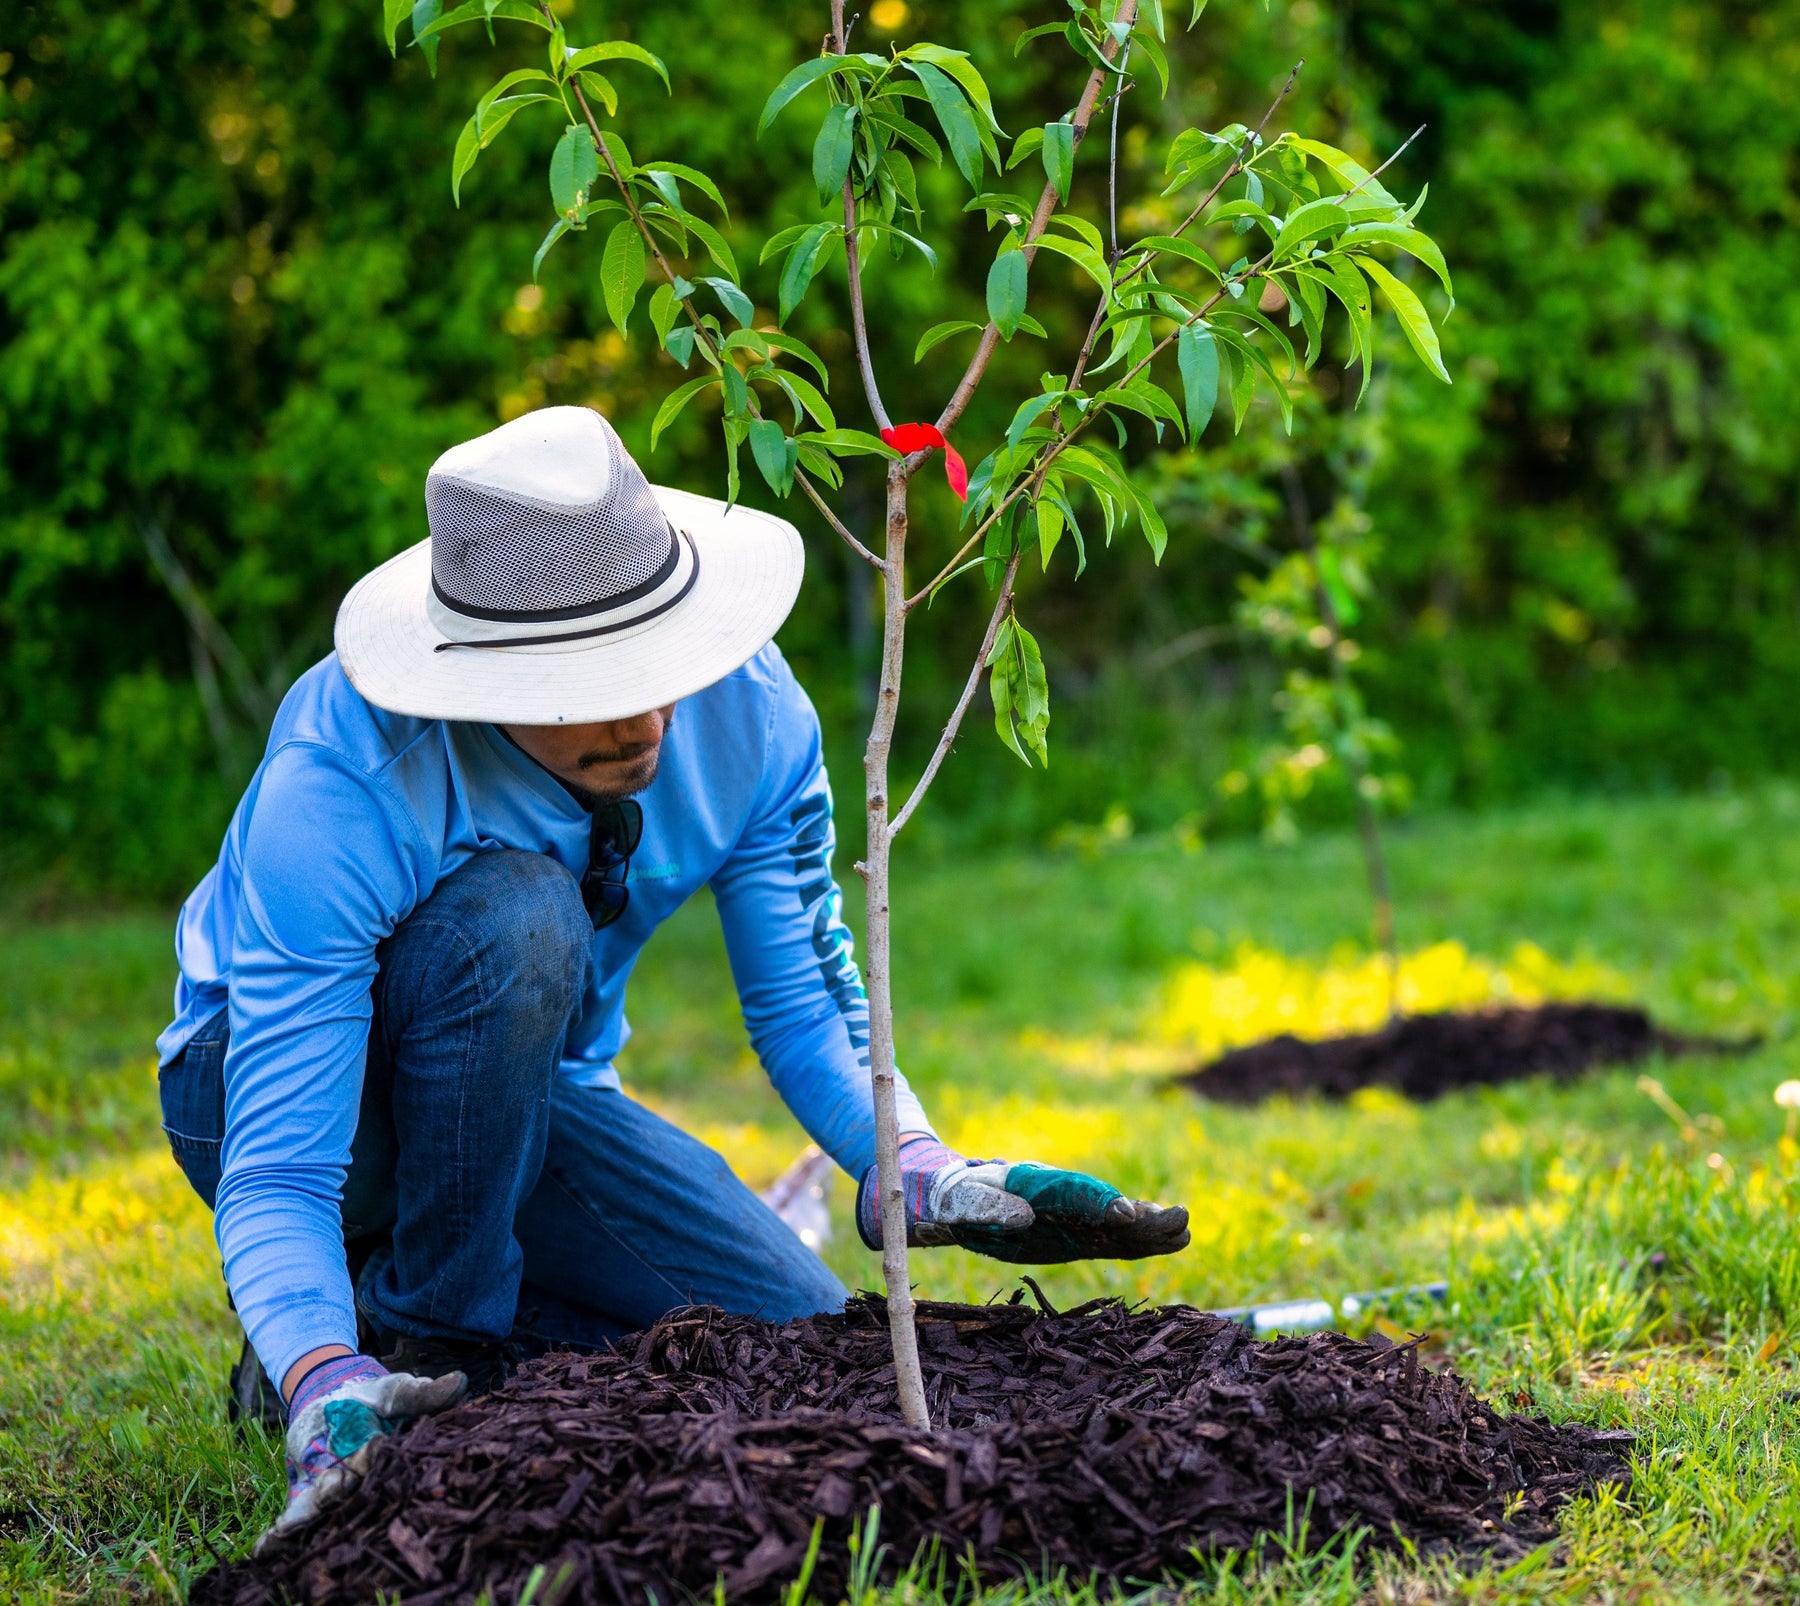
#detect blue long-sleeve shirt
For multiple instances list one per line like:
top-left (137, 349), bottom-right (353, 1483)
top-left (157, 644), bottom-right (931, 1386)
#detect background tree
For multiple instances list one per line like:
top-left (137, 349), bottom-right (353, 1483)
top-left (3, 0), bottom-right (1795, 899)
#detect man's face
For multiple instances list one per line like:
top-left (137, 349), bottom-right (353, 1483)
top-left (502, 704), bottom-right (676, 808)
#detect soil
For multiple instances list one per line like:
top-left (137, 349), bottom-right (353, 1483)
top-left (1181, 1001), bottom-right (1748, 1106)
top-left (194, 1294), bottom-right (1632, 1606)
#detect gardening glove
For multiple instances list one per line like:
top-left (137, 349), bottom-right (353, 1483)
top-left (856, 1135), bottom-right (1190, 1263)
top-left (256, 1354), bottom-right (465, 1553)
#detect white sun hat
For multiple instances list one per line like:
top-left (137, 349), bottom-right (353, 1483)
top-left (334, 405), bottom-right (804, 725)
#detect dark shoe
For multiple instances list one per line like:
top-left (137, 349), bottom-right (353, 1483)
top-left (226, 1337), bottom-right (284, 1432)
top-left (376, 1332), bottom-right (522, 1398)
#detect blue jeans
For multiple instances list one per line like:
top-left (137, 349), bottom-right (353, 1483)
top-left (158, 849), bottom-right (847, 1351)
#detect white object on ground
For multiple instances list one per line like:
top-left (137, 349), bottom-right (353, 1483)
top-left (760, 1144), bottom-right (835, 1253)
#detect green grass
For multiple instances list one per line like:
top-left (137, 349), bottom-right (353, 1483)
top-left (8, 784), bottom-right (1800, 1600)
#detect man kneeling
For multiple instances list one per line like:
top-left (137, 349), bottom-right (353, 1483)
top-left (154, 407), bottom-right (1189, 1542)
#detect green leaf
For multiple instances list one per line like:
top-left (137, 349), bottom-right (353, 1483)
top-left (474, 66), bottom-right (557, 123)
top-left (598, 129), bottom-right (635, 181)
top-left (699, 276), bottom-right (754, 328)
top-left (412, 0), bottom-right (442, 74)
top-left (601, 221), bottom-right (646, 334)
top-left (1036, 497), bottom-right (1064, 569)
top-left (561, 40), bottom-right (669, 91)
top-left (813, 103), bottom-right (858, 206)
top-left (664, 326), bottom-right (696, 366)
top-left (645, 161), bottom-right (731, 220)
top-left (1360, 256), bottom-right (1450, 382)
top-left (1341, 222), bottom-right (1453, 302)
top-left (531, 216), bottom-right (571, 281)
top-left (650, 375), bottom-right (715, 450)
top-left (986, 248), bottom-right (1028, 340)
top-left (1273, 198), bottom-right (1350, 260)
top-left (914, 319), bottom-right (984, 362)
top-left (758, 54), bottom-right (881, 136)
top-left (575, 71), bottom-right (617, 115)
top-left (758, 329), bottom-right (830, 387)
top-left (989, 614), bottom-right (1050, 767)
top-left (452, 95), bottom-right (547, 205)
top-left (384, 0), bottom-right (412, 55)
top-left (723, 418), bottom-right (744, 506)
top-left (1291, 137), bottom-right (1404, 213)
top-left (641, 169), bottom-right (684, 215)
top-left (683, 215), bottom-right (739, 281)
top-left (1320, 257), bottom-right (1375, 395)
top-left (1130, 30), bottom-right (1170, 97)
top-left (722, 328), bottom-right (770, 364)
top-left (799, 428), bottom-right (900, 460)
top-left (1030, 232), bottom-right (1111, 294)
top-left (549, 125), bottom-right (599, 216)
top-left (1006, 126), bottom-right (1045, 172)
top-left (1006, 389), bottom-right (1064, 450)
top-left (412, 0), bottom-right (548, 43)
top-left (1287, 268), bottom-right (1326, 365)
top-left (778, 223), bottom-right (836, 325)
top-left (641, 202), bottom-right (689, 255)
top-left (759, 224), bottom-right (812, 265)
top-left (720, 363), bottom-right (750, 420)
top-left (908, 61), bottom-right (984, 189)
top-left (1133, 234), bottom-right (1220, 279)
top-left (748, 420), bottom-right (796, 497)
top-left (869, 222), bottom-right (937, 271)
top-left (795, 442), bottom-right (843, 490)
top-left (904, 44), bottom-right (1004, 136)
top-left (1013, 20), bottom-right (1066, 54)
top-left (1214, 323), bottom-right (1288, 429)
top-left (771, 370), bottom-right (836, 432)
top-left (1042, 120), bottom-right (1074, 204)
top-left (649, 281), bottom-right (683, 348)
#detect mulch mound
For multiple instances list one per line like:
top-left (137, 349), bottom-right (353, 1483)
top-left (1182, 1001), bottom-right (1749, 1105)
top-left (194, 1295), bottom-right (1632, 1606)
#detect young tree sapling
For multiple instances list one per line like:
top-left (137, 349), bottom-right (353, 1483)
top-left (384, 0), bottom-right (1454, 1430)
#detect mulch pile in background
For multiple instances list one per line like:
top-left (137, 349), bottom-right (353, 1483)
top-left (1182, 1001), bottom-right (1750, 1105)
top-left (194, 1295), bottom-right (1632, 1606)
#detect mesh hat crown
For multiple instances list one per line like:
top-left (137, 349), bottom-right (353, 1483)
top-left (423, 406), bottom-right (699, 651)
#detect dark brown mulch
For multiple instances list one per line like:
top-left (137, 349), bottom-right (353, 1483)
top-left (193, 1295), bottom-right (1633, 1606)
top-left (1181, 1001), bottom-right (1751, 1106)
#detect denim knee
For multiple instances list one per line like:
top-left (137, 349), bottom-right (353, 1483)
top-left (378, 849), bottom-right (591, 1045)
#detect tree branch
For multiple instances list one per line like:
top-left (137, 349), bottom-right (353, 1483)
top-left (796, 468), bottom-right (883, 567)
top-left (833, 0), bottom-right (892, 432)
top-left (907, 120), bottom-right (1424, 607)
top-left (933, 0), bottom-right (1141, 436)
top-left (889, 551), bottom-right (1022, 836)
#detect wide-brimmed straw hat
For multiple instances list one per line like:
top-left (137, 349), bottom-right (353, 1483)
top-left (335, 405), bottom-right (804, 725)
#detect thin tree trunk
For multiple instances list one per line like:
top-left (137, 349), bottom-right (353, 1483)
top-left (1348, 748), bottom-right (1400, 1018)
top-left (1281, 465), bottom-right (1401, 1019)
top-left (862, 462), bottom-right (930, 1431)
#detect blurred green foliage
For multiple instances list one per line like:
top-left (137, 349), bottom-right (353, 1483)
top-left (1, 0), bottom-right (1795, 896)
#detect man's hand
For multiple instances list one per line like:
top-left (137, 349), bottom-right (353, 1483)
top-left (855, 1136), bottom-right (1189, 1263)
top-left (257, 1355), bottom-right (465, 1553)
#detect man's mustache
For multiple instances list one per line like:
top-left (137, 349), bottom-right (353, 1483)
top-left (578, 744), bottom-right (658, 769)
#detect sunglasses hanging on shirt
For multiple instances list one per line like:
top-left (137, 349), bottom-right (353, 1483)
top-left (581, 799), bottom-right (643, 929)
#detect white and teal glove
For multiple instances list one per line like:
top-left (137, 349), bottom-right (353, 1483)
top-left (257, 1354), bottom-right (464, 1552)
top-left (856, 1136), bottom-right (1190, 1263)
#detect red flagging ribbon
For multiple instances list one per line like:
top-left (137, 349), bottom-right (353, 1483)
top-left (880, 423), bottom-right (968, 502)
